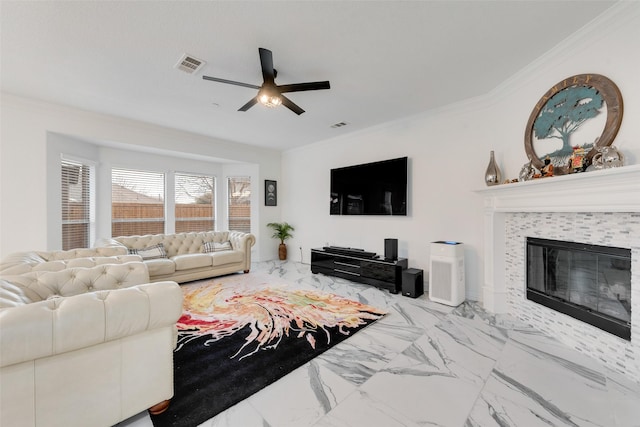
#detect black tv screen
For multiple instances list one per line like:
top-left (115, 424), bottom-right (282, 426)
top-left (330, 157), bottom-right (408, 216)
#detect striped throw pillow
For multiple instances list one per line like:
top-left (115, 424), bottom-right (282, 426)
top-left (202, 241), bottom-right (232, 253)
top-left (128, 244), bottom-right (167, 260)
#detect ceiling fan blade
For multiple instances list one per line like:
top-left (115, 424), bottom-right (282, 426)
top-left (203, 75), bottom-right (260, 90)
top-left (277, 81), bottom-right (331, 93)
top-left (238, 97), bottom-right (258, 112)
top-left (258, 48), bottom-right (275, 84)
top-left (280, 95), bottom-right (305, 115)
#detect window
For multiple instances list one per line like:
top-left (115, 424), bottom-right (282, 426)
top-left (175, 173), bottom-right (216, 232)
top-left (112, 168), bottom-right (165, 237)
top-left (228, 177), bottom-right (251, 233)
top-left (61, 159), bottom-right (93, 250)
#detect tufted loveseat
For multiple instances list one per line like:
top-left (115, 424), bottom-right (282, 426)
top-left (0, 261), bottom-right (183, 427)
top-left (96, 230), bottom-right (256, 283)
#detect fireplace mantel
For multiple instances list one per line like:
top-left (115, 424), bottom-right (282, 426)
top-left (475, 164), bottom-right (640, 313)
top-left (476, 164), bottom-right (640, 213)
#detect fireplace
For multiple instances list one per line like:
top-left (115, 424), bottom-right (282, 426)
top-left (476, 164), bottom-right (640, 383)
top-left (526, 237), bottom-right (631, 340)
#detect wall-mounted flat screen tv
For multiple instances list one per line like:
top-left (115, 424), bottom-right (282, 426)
top-left (330, 157), bottom-right (408, 216)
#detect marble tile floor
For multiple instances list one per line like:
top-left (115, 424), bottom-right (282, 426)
top-left (118, 260), bottom-right (640, 427)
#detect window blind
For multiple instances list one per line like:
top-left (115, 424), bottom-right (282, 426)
top-left (228, 176), bottom-right (251, 233)
top-left (61, 159), bottom-right (92, 250)
top-left (175, 173), bottom-right (216, 232)
top-left (112, 168), bottom-right (165, 237)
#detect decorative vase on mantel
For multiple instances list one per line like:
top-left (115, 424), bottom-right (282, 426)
top-left (484, 150), bottom-right (502, 186)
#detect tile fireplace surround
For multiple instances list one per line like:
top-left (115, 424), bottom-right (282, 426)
top-left (477, 164), bottom-right (640, 383)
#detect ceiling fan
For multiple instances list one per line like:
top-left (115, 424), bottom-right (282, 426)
top-left (202, 48), bottom-right (330, 115)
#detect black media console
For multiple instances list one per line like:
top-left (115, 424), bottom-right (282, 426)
top-left (311, 247), bottom-right (408, 294)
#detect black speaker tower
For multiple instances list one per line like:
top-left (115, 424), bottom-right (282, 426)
top-left (384, 238), bottom-right (398, 261)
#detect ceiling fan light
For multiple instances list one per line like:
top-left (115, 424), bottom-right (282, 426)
top-left (258, 88), bottom-right (282, 108)
top-left (270, 96), bottom-right (282, 107)
top-left (260, 96), bottom-right (281, 108)
top-left (259, 93), bottom-right (271, 105)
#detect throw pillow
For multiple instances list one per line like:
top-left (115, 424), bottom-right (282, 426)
top-left (202, 241), bottom-right (232, 253)
top-left (128, 244), bottom-right (167, 260)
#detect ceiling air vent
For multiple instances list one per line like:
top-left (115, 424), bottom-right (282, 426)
top-left (175, 54), bottom-right (206, 74)
top-left (330, 122), bottom-right (348, 128)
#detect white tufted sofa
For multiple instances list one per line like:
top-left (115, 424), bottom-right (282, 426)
top-left (0, 246), bottom-right (135, 276)
top-left (0, 262), bottom-right (183, 427)
top-left (97, 230), bottom-right (256, 283)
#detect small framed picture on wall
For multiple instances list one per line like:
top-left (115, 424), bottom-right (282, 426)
top-left (265, 180), bottom-right (277, 206)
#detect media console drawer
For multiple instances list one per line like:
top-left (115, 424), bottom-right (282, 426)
top-left (333, 260), bottom-right (361, 276)
top-left (310, 248), bottom-right (406, 294)
top-left (361, 261), bottom-right (396, 281)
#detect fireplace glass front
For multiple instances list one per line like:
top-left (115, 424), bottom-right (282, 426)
top-left (526, 237), bottom-right (631, 340)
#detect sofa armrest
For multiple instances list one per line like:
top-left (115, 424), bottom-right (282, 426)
top-left (228, 231), bottom-right (256, 253)
top-left (0, 281), bottom-right (183, 368)
top-left (228, 232), bottom-right (255, 271)
top-left (0, 251), bottom-right (47, 275)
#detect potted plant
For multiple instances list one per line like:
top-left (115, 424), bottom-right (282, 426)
top-left (266, 222), bottom-right (295, 260)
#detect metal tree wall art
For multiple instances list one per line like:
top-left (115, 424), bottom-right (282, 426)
top-left (524, 74), bottom-right (623, 175)
top-left (533, 86), bottom-right (603, 156)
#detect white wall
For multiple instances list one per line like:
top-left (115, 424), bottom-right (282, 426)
top-left (281, 2), bottom-right (640, 300)
top-left (0, 94), bottom-right (281, 260)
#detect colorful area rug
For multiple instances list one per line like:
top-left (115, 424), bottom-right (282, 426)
top-left (150, 274), bottom-right (386, 427)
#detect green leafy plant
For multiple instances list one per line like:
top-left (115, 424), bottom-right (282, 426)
top-left (266, 222), bottom-right (295, 244)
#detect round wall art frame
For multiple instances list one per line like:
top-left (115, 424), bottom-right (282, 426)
top-left (524, 73), bottom-right (623, 175)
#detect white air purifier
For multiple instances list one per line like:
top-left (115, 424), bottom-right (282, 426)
top-left (429, 241), bottom-right (465, 306)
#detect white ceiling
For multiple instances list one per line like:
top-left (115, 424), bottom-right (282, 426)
top-left (1, 1), bottom-right (617, 151)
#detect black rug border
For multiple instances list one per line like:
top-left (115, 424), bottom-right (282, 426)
top-left (150, 284), bottom-right (386, 427)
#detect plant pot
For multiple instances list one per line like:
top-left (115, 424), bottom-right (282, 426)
top-left (278, 243), bottom-right (287, 260)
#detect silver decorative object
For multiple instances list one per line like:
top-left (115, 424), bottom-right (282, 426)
top-left (519, 161), bottom-right (536, 182)
top-left (485, 150), bottom-right (502, 186)
top-left (591, 145), bottom-right (624, 170)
